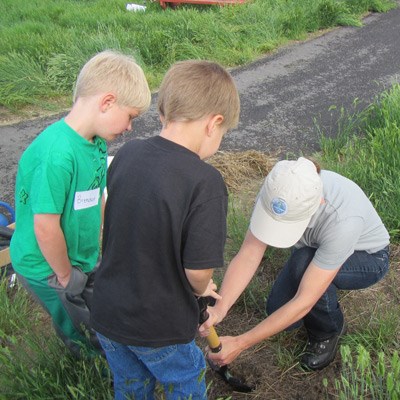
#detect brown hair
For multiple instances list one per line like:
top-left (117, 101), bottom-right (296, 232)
top-left (310, 159), bottom-right (321, 174)
top-left (157, 60), bottom-right (240, 130)
top-left (73, 50), bottom-right (151, 114)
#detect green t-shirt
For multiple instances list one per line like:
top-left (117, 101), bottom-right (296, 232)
top-left (10, 119), bottom-right (107, 279)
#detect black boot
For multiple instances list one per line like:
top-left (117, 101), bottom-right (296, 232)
top-left (301, 322), bottom-right (346, 371)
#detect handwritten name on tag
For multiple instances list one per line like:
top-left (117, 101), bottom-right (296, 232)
top-left (74, 188), bottom-right (100, 210)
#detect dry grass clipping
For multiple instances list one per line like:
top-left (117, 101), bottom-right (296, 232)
top-left (208, 150), bottom-right (276, 193)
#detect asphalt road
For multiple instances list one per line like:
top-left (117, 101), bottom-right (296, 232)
top-left (1, 4), bottom-right (400, 207)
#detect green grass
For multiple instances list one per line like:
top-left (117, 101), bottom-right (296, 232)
top-left (324, 345), bottom-right (400, 399)
top-left (0, 0), bottom-right (396, 109)
top-left (0, 273), bottom-right (113, 399)
top-left (2, 76), bottom-right (400, 394)
top-left (313, 83), bottom-right (400, 398)
top-left (317, 83), bottom-right (400, 241)
top-left (1, 1), bottom-right (400, 396)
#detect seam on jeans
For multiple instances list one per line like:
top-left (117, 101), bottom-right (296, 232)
top-left (97, 334), bottom-right (116, 352)
top-left (133, 345), bottom-right (178, 364)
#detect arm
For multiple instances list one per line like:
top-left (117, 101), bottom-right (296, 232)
top-left (101, 192), bottom-right (106, 227)
top-left (34, 214), bottom-right (72, 288)
top-left (185, 268), bottom-right (216, 296)
top-left (185, 268), bottom-right (222, 300)
top-left (208, 261), bottom-right (340, 365)
top-left (204, 230), bottom-right (267, 327)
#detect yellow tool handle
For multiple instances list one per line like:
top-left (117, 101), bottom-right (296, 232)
top-left (207, 326), bottom-right (222, 353)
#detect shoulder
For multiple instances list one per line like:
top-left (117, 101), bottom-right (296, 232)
top-left (190, 159), bottom-right (226, 192)
top-left (321, 170), bottom-right (352, 187)
top-left (320, 216), bottom-right (364, 240)
top-left (321, 170), bottom-right (365, 196)
top-left (21, 120), bottom-right (74, 165)
top-left (321, 170), bottom-right (375, 218)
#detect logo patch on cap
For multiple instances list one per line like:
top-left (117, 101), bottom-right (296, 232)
top-left (271, 198), bottom-right (288, 216)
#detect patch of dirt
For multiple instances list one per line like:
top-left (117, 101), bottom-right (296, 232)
top-left (0, 100), bottom-right (69, 126)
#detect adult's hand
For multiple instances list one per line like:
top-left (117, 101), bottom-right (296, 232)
top-left (206, 335), bottom-right (245, 366)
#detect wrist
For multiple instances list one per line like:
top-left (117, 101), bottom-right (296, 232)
top-left (56, 268), bottom-right (72, 280)
top-left (55, 267), bottom-right (72, 285)
top-left (213, 303), bottom-right (228, 322)
top-left (237, 333), bottom-right (252, 352)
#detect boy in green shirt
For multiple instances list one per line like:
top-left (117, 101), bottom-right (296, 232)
top-left (10, 50), bottom-right (151, 357)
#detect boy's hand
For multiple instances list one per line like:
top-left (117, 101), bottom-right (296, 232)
top-left (185, 268), bottom-right (221, 300)
top-left (34, 214), bottom-right (73, 288)
top-left (198, 305), bottom-right (224, 337)
top-left (196, 278), bottom-right (222, 301)
top-left (57, 271), bottom-right (71, 288)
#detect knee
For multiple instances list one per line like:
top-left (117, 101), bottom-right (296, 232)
top-left (266, 247), bottom-right (316, 315)
top-left (287, 247), bottom-right (316, 280)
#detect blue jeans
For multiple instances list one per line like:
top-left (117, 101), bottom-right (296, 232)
top-left (267, 246), bottom-right (389, 340)
top-left (96, 333), bottom-right (207, 400)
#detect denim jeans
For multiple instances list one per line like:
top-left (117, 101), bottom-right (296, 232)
top-left (96, 332), bottom-right (207, 400)
top-left (266, 246), bottom-right (389, 340)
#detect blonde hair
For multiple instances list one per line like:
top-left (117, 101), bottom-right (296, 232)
top-left (73, 50), bottom-right (151, 114)
top-left (157, 60), bottom-right (240, 130)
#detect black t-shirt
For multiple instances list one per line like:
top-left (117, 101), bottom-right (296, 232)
top-left (91, 136), bottom-right (228, 347)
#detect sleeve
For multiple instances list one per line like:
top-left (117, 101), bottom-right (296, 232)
top-left (182, 195), bottom-right (228, 270)
top-left (30, 151), bottom-right (73, 214)
top-left (182, 168), bottom-right (228, 270)
top-left (313, 217), bottom-right (364, 270)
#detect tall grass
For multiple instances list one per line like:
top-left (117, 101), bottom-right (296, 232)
top-left (318, 83), bottom-right (400, 241)
top-left (0, 0), bottom-right (396, 109)
top-left (317, 83), bottom-right (400, 399)
top-left (325, 345), bottom-right (400, 399)
top-left (225, 194), bottom-right (252, 261)
top-left (0, 274), bottom-right (113, 399)
top-left (342, 307), bottom-right (400, 354)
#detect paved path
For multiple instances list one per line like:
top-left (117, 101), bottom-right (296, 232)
top-left (1, 5), bottom-right (400, 205)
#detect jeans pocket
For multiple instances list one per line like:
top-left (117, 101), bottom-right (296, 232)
top-left (47, 266), bottom-right (88, 296)
top-left (48, 273), bottom-right (63, 290)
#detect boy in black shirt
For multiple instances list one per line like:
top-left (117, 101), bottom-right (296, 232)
top-left (92, 60), bottom-right (240, 400)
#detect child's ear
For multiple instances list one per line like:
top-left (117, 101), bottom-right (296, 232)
top-left (100, 93), bottom-right (117, 112)
top-left (207, 114), bottom-right (224, 135)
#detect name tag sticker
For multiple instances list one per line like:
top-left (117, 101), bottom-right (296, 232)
top-left (74, 188), bottom-right (100, 210)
